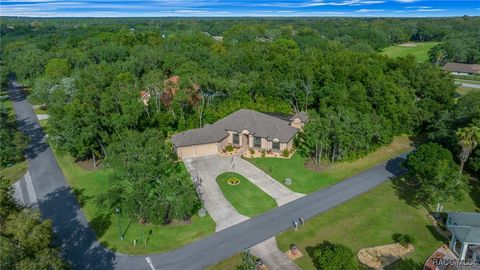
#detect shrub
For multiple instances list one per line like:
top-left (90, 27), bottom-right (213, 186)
top-left (282, 149), bottom-right (290, 158)
top-left (250, 149), bottom-right (255, 155)
top-left (392, 233), bottom-right (416, 247)
top-left (261, 150), bottom-right (266, 157)
top-left (267, 149), bottom-right (272, 154)
top-left (238, 251), bottom-right (258, 270)
top-left (225, 145), bottom-right (234, 152)
top-left (308, 241), bottom-right (357, 270)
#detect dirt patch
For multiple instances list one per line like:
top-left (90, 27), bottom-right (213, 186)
top-left (304, 159), bottom-right (332, 172)
top-left (358, 243), bottom-right (415, 269)
top-left (75, 159), bottom-right (102, 171)
top-left (168, 219), bottom-right (193, 226)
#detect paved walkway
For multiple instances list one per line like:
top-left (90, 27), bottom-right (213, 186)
top-left (184, 155), bottom-right (302, 269)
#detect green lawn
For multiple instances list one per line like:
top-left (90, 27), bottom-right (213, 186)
top-left (456, 86), bottom-right (480, 95)
top-left (210, 180), bottom-right (479, 270)
top-left (208, 254), bottom-right (242, 270)
top-left (455, 79), bottom-right (480, 85)
top-left (275, 181), bottom-right (479, 270)
top-left (380, 42), bottom-right (440, 62)
top-left (55, 153), bottom-right (216, 255)
top-left (247, 136), bottom-right (413, 194)
top-left (216, 172), bottom-right (277, 217)
top-left (1, 161), bottom-right (28, 184)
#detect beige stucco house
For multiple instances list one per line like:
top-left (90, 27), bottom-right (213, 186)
top-left (172, 109), bottom-right (308, 158)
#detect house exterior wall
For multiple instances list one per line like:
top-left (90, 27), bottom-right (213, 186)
top-left (290, 118), bottom-right (304, 129)
top-left (176, 143), bottom-right (219, 158)
top-left (218, 136), bottom-right (229, 151)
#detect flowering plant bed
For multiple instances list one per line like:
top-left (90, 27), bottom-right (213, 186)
top-left (227, 177), bottom-right (240, 185)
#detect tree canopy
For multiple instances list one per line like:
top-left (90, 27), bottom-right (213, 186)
top-left (0, 180), bottom-right (68, 270)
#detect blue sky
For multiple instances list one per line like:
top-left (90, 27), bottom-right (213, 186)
top-left (1, 0), bottom-right (479, 17)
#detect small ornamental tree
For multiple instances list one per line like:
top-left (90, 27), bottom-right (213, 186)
top-left (404, 143), bottom-right (469, 212)
top-left (309, 241), bottom-right (357, 270)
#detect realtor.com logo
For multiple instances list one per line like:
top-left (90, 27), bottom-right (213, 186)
top-left (432, 258), bottom-right (479, 267)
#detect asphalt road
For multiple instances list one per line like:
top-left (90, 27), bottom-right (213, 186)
top-left (8, 81), bottom-right (407, 270)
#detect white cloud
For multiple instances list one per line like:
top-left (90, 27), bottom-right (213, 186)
top-left (395, 0), bottom-right (417, 3)
top-left (415, 8), bottom-right (446, 12)
top-left (302, 0), bottom-right (385, 7)
top-left (355, 8), bottom-right (384, 12)
top-left (405, 6), bottom-right (431, 9)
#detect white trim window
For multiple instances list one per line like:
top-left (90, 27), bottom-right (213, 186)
top-left (272, 141), bottom-right (280, 150)
top-left (253, 136), bottom-right (261, 148)
top-left (233, 133), bottom-right (240, 145)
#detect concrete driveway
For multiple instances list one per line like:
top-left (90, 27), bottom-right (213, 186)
top-left (183, 155), bottom-right (302, 269)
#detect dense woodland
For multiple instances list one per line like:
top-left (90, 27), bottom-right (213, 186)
top-left (1, 17), bottom-right (479, 224)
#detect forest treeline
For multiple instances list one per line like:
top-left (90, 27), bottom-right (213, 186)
top-left (0, 17), bottom-right (478, 224)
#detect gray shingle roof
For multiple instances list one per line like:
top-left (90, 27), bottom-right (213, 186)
top-left (442, 62), bottom-right (480, 74)
top-left (447, 212), bottom-right (480, 244)
top-left (290, 111), bottom-right (309, 123)
top-left (172, 109), bottom-right (300, 148)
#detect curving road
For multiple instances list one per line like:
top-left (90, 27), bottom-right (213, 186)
top-left (8, 80), bottom-right (407, 270)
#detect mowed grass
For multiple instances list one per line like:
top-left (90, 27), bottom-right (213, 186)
top-left (216, 172), bottom-right (277, 217)
top-left (1, 161), bottom-right (28, 184)
top-left (275, 182), bottom-right (479, 270)
top-left (55, 153), bottom-right (216, 255)
top-left (247, 136), bottom-right (413, 194)
top-left (380, 42), bottom-right (440, 62)
top-left (209, 181), bottom-right (479, 270)
top-left (456, 86), bottom-right (480, 95)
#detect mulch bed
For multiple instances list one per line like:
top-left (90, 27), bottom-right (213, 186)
top-left (358, 243), bottom-right (415, 269)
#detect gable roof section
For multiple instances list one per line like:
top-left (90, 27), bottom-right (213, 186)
top-left (447, 212), bottom-right (480, 243)
top-left (172, 109), bottom-right (299, 148)
top-left (290, 111), bottom-right (309, 123)
top-left (442, 62), bottom-right (480, 74)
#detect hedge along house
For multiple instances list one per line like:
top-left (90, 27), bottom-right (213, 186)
top-left (172, 109), bottom-right (308, 159)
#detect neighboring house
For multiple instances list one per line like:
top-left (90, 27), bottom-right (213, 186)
top-left (172, 109), bottom-right (308, 158)
top-left (442, 62), bottom-right (480, 76)
top-left (446, 212), bottom-right (480, 262)
top-left (139, 90), bottom-right (151, 106)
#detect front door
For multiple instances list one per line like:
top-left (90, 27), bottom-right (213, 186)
top-left (243, 134), bottom-right (249, 149)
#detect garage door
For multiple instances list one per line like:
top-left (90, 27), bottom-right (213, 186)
top-left (179, 143), bottom-right (218, 158)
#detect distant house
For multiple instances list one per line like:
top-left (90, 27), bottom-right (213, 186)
top-left (446, 212), bottom-right (480, 262)
top-left (172, 109), bottom-right (308, 158)
top-left (139, 90), bottom-right (151, 106)
top-left (442, 62), bottom-right (480, 76)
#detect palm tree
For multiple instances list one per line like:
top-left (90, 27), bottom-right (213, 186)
top-left (456, 126), bottom-right (480, 175)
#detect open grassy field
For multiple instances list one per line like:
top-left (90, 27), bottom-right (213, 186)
top-left (216, 172), bottom-right (277, 217)
top-left (247, 136), bottom-right (413, 194)
top-left (380, 42), bottom-right (439, 62)
top-left (55, 153), bottom-right (216, 255)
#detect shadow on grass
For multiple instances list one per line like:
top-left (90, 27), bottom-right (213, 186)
top-left (426, 225), bottom-right (448, 242)
top-left (384, 258), bottom-right (423, 270)
top-left (90, 213), bottom-right (112, 238)
top-left (391, 176), bottom-right (434, 213)
top-left (73, 188), bottom-right (93, 207)
top-left (469, 180), bottom-right (480, 211)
